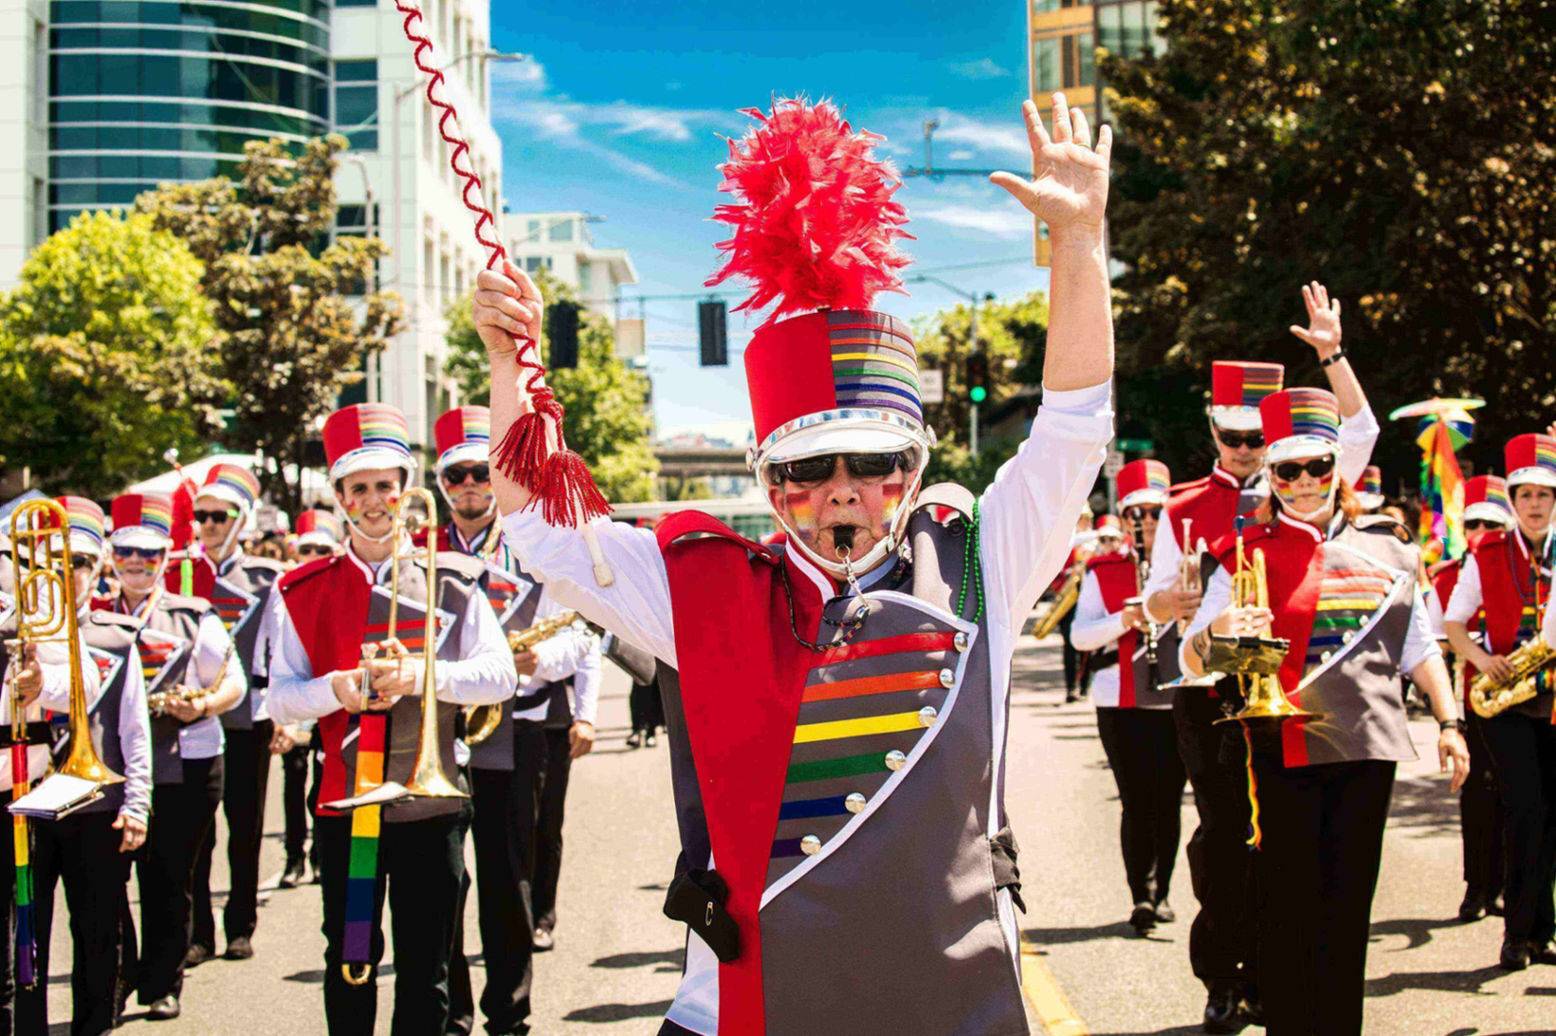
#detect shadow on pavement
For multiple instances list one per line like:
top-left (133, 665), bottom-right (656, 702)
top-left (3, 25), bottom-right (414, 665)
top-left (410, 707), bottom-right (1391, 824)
top-left (1022, 920), bottom-right (1141, 946)
top-left (1091, 1026), bottom-right (1205, 1036)
top-left (1386, 775), bottom-right (1461, 839)
top-left (1368, 914), bottom-right (1471, 951)
top-left (283, 963), bottom-right (397, 983)
top-left (563, 998), bottom-right (676, 1022)
top-left (1363, 962), bottom-right (1506, 998)
top-left (591, 949), bottom-right (684, 970)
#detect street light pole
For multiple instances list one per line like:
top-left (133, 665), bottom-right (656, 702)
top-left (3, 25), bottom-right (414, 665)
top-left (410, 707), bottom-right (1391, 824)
top-left (911, 273), bottom-right (984, 457)
top-left (343, 155), bottom-right (378, 402)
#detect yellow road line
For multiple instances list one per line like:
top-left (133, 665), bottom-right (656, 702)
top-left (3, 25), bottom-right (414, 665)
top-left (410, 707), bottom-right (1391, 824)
top-left (1019, 934), bottom-right (1089, 1036)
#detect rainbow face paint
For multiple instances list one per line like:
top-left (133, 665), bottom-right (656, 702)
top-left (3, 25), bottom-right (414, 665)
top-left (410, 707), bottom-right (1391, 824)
top-left (1273, 466), bottom-right (1336, 521)
top-left (873, 482), bottom-right (904, 540)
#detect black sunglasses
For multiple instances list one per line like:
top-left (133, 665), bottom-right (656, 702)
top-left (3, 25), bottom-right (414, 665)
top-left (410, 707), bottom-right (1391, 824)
top-left (1122, 505), bottom-right (1162, 523)
top-left (773, 452), bottom-right (908, 485)
top-left (443, 464), bottom-right (490, 485)
top-left (71, 554), bottom-right (97, 570)
top-left (1271, 456), bottom-right (1337, 482)
top-left (1464, 519), bottom-right (1499, 533)
top-left (297, 544), bottom-right (333, 557)
top-left (112, 546), bottom-right (165, 560)
top-left (1215, 428), bottom-right (1265, 450)
top-left (192, 509), bottom-right (237, 524)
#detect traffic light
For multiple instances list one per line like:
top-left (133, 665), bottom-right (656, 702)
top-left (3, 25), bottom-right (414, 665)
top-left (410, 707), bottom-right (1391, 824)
top-left (547, 301), bottom-right (579, 369)
top-left (965, 351), bottom-right (989, 404)
top-left (699, 299), bottom-right (728, 366)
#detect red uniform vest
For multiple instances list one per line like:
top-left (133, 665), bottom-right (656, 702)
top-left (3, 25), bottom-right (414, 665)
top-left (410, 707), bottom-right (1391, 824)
top-left (1087, 550), bottom-right (1145, 707)
top-left (1165, 466), bottom-right (1261, 551)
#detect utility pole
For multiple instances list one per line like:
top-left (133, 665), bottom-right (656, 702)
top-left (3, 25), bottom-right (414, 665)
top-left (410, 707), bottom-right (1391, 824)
top-left (910, 274), bottom-right (987, 457)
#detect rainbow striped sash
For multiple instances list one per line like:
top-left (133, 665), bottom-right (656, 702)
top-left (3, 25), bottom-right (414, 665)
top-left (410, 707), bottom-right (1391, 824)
top-left (10, 741), bottom-right (34, 987)
top-left (342, 712), bottom-right (386, 971)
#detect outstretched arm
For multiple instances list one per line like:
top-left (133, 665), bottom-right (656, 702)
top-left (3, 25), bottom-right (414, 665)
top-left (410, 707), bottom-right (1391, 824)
top-left (1290, 281), bottom-right (1378, 481)
top-left (475, 259), bottom-right (547, 517)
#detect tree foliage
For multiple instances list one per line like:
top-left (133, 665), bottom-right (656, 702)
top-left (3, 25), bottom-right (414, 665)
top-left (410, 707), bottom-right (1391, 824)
top-left (0, 211), bottom-right (223, 496)
top-left (1103, 0), bottom-right (1555, 483)
top-left (444, 269), bottom-right (658, 503)
top-left (135, 136), bottom-right (403, 511)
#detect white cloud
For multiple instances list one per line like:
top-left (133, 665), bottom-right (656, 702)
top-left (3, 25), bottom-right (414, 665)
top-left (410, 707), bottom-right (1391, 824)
top-left (948, 149), bottom-right (975, 161)
top-left (950, 57), bottom-right (1012, 80)
top-left (915, 204), bottom-right (1032, 237)
top-left (492, 59), bottom-right (547, 90)
top-left (928, 111), bottom-right (1031, 158)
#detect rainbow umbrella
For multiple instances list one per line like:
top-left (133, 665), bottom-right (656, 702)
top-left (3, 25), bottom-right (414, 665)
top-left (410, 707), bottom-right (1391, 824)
top-left (1389, 398), bottom-right (1484, 559)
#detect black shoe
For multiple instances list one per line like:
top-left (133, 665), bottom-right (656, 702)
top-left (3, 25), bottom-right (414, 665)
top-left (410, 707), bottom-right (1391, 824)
top-left (645, 732), bottom-right (658, 747)
top-left (1064, 690), bottom-right (1079, 703)
top-left (183, 944), bottom-right (213, 968)
top-left (1458, 888), bottom-right (1488, 922)
top-left (1153, 900), bottom-right (1176, 924)
top-left (1534, 941), bottom-right (1556, 965)
top-left (1202, 988), bottom-right (1246, 1034)
top-left (1240, 991), bottom-right (1264, 1026)
top-left (280, 857), bottom-right (307, 889)
top-left (147, 996), bottom-right (181, 1020)
top-left (533, 927), bottom-right (554, 952)
top-left (1500, 939), bottom-right (1534, 971)
top-left (626, 731), bottom-right (643, 749)
top-left (1129, 901), bottom-right (1156, 934)
top-left (224, 936), bottom-right (254, 961)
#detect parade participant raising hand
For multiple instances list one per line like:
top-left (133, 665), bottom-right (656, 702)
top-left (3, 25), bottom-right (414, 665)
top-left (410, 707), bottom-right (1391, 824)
top-left (990, 92), bottom-right (1112, 237)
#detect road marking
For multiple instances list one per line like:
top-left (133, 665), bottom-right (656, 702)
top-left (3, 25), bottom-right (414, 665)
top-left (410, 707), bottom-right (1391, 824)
top-left (1020, 934), bottom-right (1089, 1036)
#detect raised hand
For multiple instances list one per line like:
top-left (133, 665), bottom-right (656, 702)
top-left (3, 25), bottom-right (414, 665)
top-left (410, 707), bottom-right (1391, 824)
top-left (474, 258), bottom-right (545, 357)
top-left (1288, 281), bottom-right (1343, 360)
top-left (990, 94), bottom-right (1112, 236)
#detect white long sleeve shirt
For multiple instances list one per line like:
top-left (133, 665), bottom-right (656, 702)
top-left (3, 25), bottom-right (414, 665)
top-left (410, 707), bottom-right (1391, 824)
top-left (1, 625), bottom-right (103, 789)
top-left (116, 594), bottom-right (246, 760)
top-left (264, 547), bottom-right (517, 725)
top-left (1449, 529), bottom-right (1555, 649)
top-left (513, 591), bottom-right (600, 724)
top-left (1069, 556), bottom-right (1171, 710)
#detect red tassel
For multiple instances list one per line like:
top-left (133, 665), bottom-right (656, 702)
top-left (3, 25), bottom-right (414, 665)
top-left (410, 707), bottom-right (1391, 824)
top-left (491, 411), bottom-right (551, 491)
top-left (537, 452), bottom-right (611, 527)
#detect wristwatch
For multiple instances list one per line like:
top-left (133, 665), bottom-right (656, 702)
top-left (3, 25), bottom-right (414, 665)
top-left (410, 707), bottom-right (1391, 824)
top-left (1439, 718), bottom-right (1466, 734)
top-left (1320, 348), bottom-right (1347, 367)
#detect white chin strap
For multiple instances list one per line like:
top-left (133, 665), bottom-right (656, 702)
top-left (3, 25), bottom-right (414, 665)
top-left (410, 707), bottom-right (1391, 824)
top-left (1278, 477), bottom-right (1339, 524)
top-left (772, 463), bottom-right (927, 582)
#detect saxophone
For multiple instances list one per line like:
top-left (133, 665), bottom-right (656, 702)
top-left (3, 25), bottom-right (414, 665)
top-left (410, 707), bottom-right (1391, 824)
top-left (464, 610), bottom-right (582, 746)
top-left (146, 639), bottom-right (235, 718)
top-left (1033, 544), bottom-right (1092, 640)
top-left (1469, 638), bottom-right (1556, 718)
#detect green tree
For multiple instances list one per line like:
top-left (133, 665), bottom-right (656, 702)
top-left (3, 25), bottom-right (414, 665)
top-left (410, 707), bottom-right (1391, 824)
top-left (135, 136), bottom-right (403, 511)
top-left (444, 269), bottom-right (658, 502)
top-left (0, 211), bottom-right (224, 496)
top-left (1102, 0), bottom-right (1556, 482)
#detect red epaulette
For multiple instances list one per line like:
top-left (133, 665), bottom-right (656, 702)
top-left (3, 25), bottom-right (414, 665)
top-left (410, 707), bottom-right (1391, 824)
top-left (1085, 548), bottom-right (1132, 572)
top-left (277, 553), bottom-right (341, 594)
top-left (1469, 528), bottom-right (1510, 556)
top-left (1427, 557), bottom-right (1460, 581)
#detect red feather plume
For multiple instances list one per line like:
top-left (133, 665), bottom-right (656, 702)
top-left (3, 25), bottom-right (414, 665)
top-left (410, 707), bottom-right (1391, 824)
top-left (706, 98), bottom-right (912, 325)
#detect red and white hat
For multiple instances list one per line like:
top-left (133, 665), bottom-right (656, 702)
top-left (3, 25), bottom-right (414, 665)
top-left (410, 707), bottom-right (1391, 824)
top-left (198, 462), bottom-right (261, 513)
top-left (433, 406), bottom-right (491, 473)
top-left (1504, 433), bottom-right (1556, 490)
top-left (1353, 465), bottom-right (1385, 511)
top-left (1259, 388), bottom-right (1342, 466)
top-left (1094, 513), bottom-right (1124, 539)
top-left (110, 492), bottom-right (174, 550)
top-left (322, 404), bottom-right (414, 484)
top-left (1209, 361), bottom-right (1284, 431)
top-left (1464, 475), bottom-right (1513, 526)
top-left (1116, 459), bottom-right (1170, 511)
top-left (55, 496), bottom-right (106, 556)
top-left (295, 509), bottom-right (344, 549)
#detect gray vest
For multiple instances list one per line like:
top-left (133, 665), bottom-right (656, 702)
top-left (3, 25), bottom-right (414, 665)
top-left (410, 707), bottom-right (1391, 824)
top-left (76, 610), bottom-right (142, 814)
top-left (136, 593), bottom-right (212, 784)
top-left (206, 556), bottom-right (283, 730)
top-left (465, 554), bottom-right (565, 770)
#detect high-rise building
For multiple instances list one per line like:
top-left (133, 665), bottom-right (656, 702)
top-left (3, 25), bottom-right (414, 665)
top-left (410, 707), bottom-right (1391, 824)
top-left (506, 210), bottom-right (640, 357)
top-left (0, 0), bottom-right (505, 457)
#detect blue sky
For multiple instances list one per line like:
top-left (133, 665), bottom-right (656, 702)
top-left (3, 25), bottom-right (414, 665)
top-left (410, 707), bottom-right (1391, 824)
top-left (488, 1), bottom-right (1052, 441)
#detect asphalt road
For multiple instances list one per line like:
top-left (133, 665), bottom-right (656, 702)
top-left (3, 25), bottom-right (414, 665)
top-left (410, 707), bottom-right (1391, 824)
top-left (39, 639), bottom-right (1553, 1035)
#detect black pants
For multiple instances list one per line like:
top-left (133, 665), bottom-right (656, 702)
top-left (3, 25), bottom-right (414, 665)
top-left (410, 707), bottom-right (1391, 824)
top-left (532, 726), bottom-right (574, 934)
top-left (1174, 684), bottom-right (1256, 992)
top-left (317, 808), bottom-right (468, 1036)
top-left (307, 737), bottom-right (325, 874)
top-left (1253, 757), bottom-right (1395, 1036)
top-left (192, 721), bottom-right (273, 949)
top-left (1058, 610), bottom-right (1080, 693)
top-left (1096, 706), bottom-right (1186, 906)
top-left (463, 721), bottom-right (548, 1033)
top-left (628, 679), bottom-right (663, 735)
top-left (282, 741), bottom-right (311, 861)
top-left (15, 810), bottom-right (126, 1035)
top-left (446, 867), bottom-right (475, 1036)
top-left (1461, 712), bottom-right (1506, 900)
top-left (131, 755), bottom-right (222, 1002)
top-left (1479, 709), bottom-right (1556, 945)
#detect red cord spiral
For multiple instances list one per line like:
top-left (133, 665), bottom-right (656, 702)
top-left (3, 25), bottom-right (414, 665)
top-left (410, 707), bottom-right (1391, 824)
top-left (394, 2), bottom-right (608, 525)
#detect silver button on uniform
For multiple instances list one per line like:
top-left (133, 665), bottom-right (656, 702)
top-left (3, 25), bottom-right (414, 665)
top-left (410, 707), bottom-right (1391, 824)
top-left (800, 835), bottom-right (822, 855)
top-left (884, 750), bottom-right (907, 771)
top-left (939, 669), bottom-right (955, 688)
top-left (918, 706), bottom-right (938, 728)
top-left (845, 792), bottom-right (867, 814)
top-left (954, 631), bottom-right (970, 652)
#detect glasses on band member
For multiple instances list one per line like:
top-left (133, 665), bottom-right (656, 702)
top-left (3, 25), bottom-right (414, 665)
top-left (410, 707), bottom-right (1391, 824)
top-left (442, 464), bottom-right (490, 485)
top-left (192, 509), bottom-right (237, 524)
top-left (772, 452), bottom-right (908, 485)
top-left (111, 546), bottom-right (166, 561)
top-left (71, 554), bottom-right (97, 570)
top-left (1271, 456), bottom-right (1337, 482)
top-left (297, 544), bottom-right (333, 558)
top-left (1464, 519), bottom-right (1500, 533)
top-left (1122, 505), bottom-right (1162, 523)
top-left (1215, 428), bottom-right (1265, 450)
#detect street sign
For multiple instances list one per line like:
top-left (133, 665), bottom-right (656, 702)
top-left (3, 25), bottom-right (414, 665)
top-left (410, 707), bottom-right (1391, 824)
top-left (1116, 438), bottom-right (1154, 452)
top-left (919, 368), bottom-right (944, 405)
top-left (1104, 449), bottom-right (1125, 478)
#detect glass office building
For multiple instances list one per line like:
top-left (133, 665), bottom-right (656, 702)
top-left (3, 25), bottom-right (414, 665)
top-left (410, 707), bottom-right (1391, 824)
top-left (47, 0), bottom-right (331, 231)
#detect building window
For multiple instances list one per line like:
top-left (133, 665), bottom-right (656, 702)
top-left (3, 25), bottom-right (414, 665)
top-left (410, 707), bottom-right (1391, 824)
top-left (333, 59), bottom-right (377, 151)
top-left (548, 219), bottom-right (574, 243)
top-left (424, 237), bottom-right (436, 302)
top-left (522, 256), bottom-right (552, 273)
top-left (1034, 31), bottom-right (1094, 93)
top-left (578, 260), bottom-right (593, 295)
top-left (336, 0), bottom-right (377, 6)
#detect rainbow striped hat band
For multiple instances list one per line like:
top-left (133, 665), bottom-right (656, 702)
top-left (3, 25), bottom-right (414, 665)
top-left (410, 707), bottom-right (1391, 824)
top-left (1259, 388), bottom-right (1341, 465)
top-left (295, 508), bottom-right (344, 547)
top-left (433, 406), bottom-right (491, 471)
top-left (55, 496), bottom-right (106, 553)
top-left (1504, 433), bottom-right (1556, 490)
top-left (322, 404), bottom-right (414, 483)
top-left (744, 309), bottom-right (934, 466)
top-left (1210, 361), bottom-right (1284, 431)
top-left (1116, 458), bottom-right (1171, 510)
top-left (1354, 465), bottom-right (1385, 509)
top-left (109, 492), bottom-right (174, 549)
top-left (1464, 475), bottom-right (1513, 526)
top-left (200, 462), bottom-right (261, 512)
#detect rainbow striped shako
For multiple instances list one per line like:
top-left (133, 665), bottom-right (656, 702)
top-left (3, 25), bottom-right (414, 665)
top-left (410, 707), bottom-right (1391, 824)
top-left (1260, 387), bottom-right (1341, 465)
top-left (1116, 458), bottom-right (1171, 511)
top-left (1465, 475), bottom-right (1513, 526)
top-left (1210, 361), bottom-right (1284, 430)
top-left (322, 403), bottom-right (414, 483)
top-left (199, 463), bottom-right (261, 512)
top-left (434, 405), bottom-right (491, 472)
top-left (109, 492), bottom-right (174, 549)
top-left (1505, 432), bottom-right (1556, 490)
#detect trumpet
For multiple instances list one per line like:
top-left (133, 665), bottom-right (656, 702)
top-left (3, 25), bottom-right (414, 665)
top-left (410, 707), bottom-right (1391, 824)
top-left (1207, 523), bottom-right (1314, 726)
top-left (1128, 519), bottom-right (1159, 689)
top-left (1177, 518), bottom-right (1204, 634)
top-left (465, 610), bottom-right (582, 748)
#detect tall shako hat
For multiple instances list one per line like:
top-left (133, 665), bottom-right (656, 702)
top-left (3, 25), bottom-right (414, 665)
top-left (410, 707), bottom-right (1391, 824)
top-left (199, 462), bottom-right (261, 513)
top-left (1464, 474), bottom-right (1513, 526)
top-left (1354, 465), bottom-right (1385, 511)
top-left (1094, 513), bottom-right (1123, 538)
top-left (295, 509), bottom-right (344, 549)
top-left (1259, 387), bottom-right (1341, 466)
top-left (55, 496), bottom-right (106, 556)
top-left (434, 406), bottom-right (491, 472)
top-left (1504, 433), bottom-right (1556, 490)
top-left (1210, 361), bottom-right (1284, 432)
top-left (110, 492), bottom-right (174, 550)
top-left (709, 98), bottom-right (926, 578)
top-left (323, 403), bottom-right (414, 483)
top-left (1115, 459), bottom-right (1170, 511)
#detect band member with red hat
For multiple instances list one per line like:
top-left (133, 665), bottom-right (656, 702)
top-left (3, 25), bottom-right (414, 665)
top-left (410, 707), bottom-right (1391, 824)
top-left (11, 496), bottom-right (150, 1034)
top-left (1354, 465), bottom-right (1386, 513)
top-left (477, 94), bottom-right (1112, 1035)
top-left (294, 509), bottom-right (344, 562)
top-left (1445, 432), bottom-right (1556, 970)
top-left (431, 404), bottom-right (599, 1036)
top-left (1182, 387), bottom-right (1468, 1036)
top-left (174, 462), bottom-right (286, 967)
top-left (1431, 474), bottom-right (1513, 922)
top-left (1071, 459), bottom-right (1188, 934)
top-left (265, 402), bottom-right (515, 1035)
top-left (1140, 281), bottom-right (1380, 1032)
top-left (104, 490), bottom-right (247, 1021)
